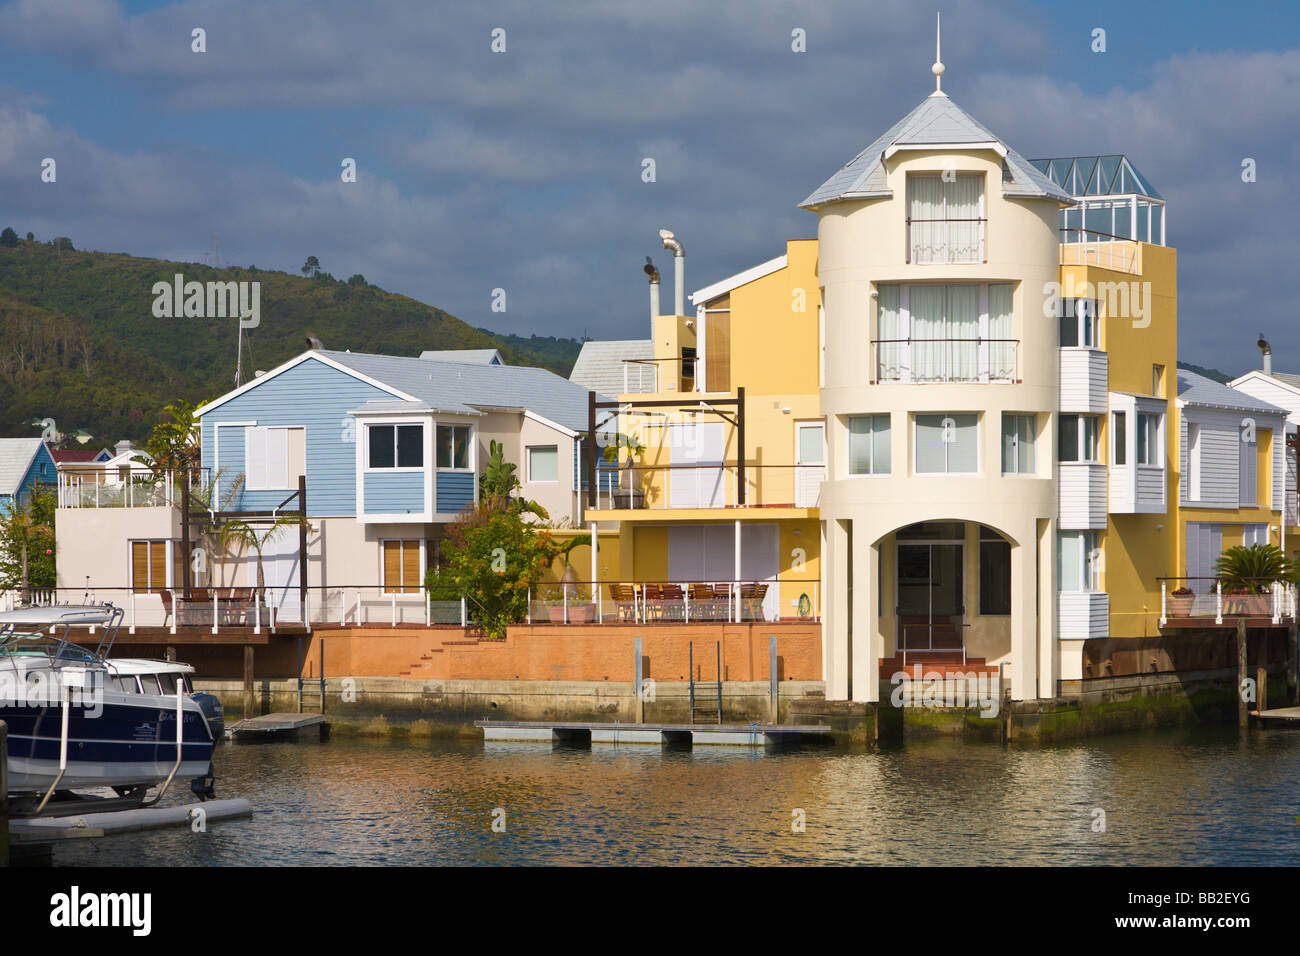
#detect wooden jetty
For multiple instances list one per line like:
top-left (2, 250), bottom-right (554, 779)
top-left (475, 719), bottom-right (833, 747)
top-left (228, 712), bottom-right (329, 742)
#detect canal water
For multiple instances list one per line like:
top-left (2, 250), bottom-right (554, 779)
top-left (52, 725), bottom-right (1300, 866)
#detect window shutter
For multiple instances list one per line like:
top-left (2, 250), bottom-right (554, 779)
top-left (150, 541), bottom-right (167, 592)
top-left (402, 542), bottom-right (421, 594)
top-left (383, 541), bottom-right (400, 592)
top-left (266, 428), bottom-right (289, 489)
top-left (245, 426), bottom-right (267, 490)
top-left (132, 542), bottom-right (148, 593)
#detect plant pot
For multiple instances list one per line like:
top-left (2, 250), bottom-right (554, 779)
top-left (1168, 594), bottom-right (1194, 617)
top-left (1227, 592), bottom-right (1271, 617)
top-left (613, 489), bottom-right (645, 510)
top-left (547, 603), bottom-right (595, 623)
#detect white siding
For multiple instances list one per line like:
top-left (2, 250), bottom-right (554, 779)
top-left (1058, 463), bottom-right (1106, 530)
top-left (1059, 350), bottom-right (1108, 413)
top-left (1179, 406), bottom-right (1286, 511)
top-left (1057, 591), bottom-right (1108, 640)
top-left (1109, 392), bottom-right (1168, 514)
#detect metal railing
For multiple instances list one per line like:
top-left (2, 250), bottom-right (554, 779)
top-left (589, 462), bottom-right (824, 511)
top-left (1157, 577), bottom-right (1297, 626)
top-left (622, 357), bottom-right (698, 394)
top-left (1059, 227), bottom-right (1143, 275)
top-left (57, 468), bottom-right (211, 509)
top-left (870, 338), bottom-right (1019, 384)
top-left (527, 578), bottom-right (819, 625)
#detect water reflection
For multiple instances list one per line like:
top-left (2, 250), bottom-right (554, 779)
top-left (51, 726), bottom-right (1300, 866)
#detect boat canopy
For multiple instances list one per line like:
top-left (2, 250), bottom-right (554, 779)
top-left (0, 604), bottom-right (120, 628)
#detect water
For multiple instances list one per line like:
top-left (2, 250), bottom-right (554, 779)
top-left (51, 725), bottom-right (1300, 866)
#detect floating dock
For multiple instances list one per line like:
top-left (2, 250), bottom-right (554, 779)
top-left (1252, 706), bottom-right (1300, 724)
top-left (475, 720), bottom-right (834, 747)
top-left (228, 712), bottom-right (329, 741)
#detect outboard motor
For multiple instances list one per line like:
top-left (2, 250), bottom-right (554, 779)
top-left (192, 691), bottom-right (225, 741)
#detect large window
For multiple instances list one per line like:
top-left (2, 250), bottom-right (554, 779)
top-left (847, 415), bottom-right (890, 475)
top-left (1001, 414), bottom-right (1036, 475)
top-left (527, 445), bottom-right (558, 483)
top-left (1136, 413), bottom-right (1161, 466)
top-left (979, 526), bottom-right (1011, 615)
top-left (381, 540), bottom-right (422, 594)
top-left (907, 173), bottom-right (985, 264)
top-left (131, 540), bottom-right (168, 594)
top-left (915, 414), bottom-right (978, 474)
top-left (1058, 531), bottom-right (1101, 591)
top-left (369, 424), bottom-right (424, 470)
top-left (1113, 411), bottom-right (1128, 466)
top-left (1059, 414), bottom-right (1100, 463)
top-left (436, 424), bottom-right (470, 470)
top-left (1059, 298), bottom-right (1098, 348)
top-left (875, 282), bottom-right (1014, 383)
top-left (245, 425), bottom-right (306, 490)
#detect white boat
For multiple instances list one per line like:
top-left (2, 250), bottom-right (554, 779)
top-left (0, 604), bottom-right (222, 813)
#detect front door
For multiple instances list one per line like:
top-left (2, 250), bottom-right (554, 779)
top-left (896, 541), bottom-right (963, 655)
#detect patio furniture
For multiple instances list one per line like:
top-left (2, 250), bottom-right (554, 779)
top-left (608, 584), bottom-right (638, 622)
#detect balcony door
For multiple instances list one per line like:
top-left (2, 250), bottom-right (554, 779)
top-left (668, 422), bottom-right (725, 508)
top-left (795, 422), bottom-right (825, 508)
top-left (896, 538), bottom-right (964, 655)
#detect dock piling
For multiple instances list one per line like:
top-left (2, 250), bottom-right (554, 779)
top-left (243, 643), bottom-right (256, 719)
top-left (1237, 619), bottom-right (1248, 728)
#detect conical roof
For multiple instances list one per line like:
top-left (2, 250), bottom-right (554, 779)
top-left (799, 93), bottom-right (1074, 209)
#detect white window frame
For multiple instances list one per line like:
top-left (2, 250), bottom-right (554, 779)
top-left (1001, 413), bottom-right (1036, 475)
top-left (526, 444), bottom-right (559, 484)
top-left (914, 413), bottom-right (979, 475)
top-left (1188, 422), bottom-right (1202, 501)
top-left (379, 538), bottom-right (425, 596)
top-left (1058, 531), bottom-right (1101, 592)
top-left (245, 425), bottom-right (306, 491)
top-left (1136, 413), bottom-right (1162, 467)
top-left (1059, 298), bottom-right (1099, 349)
top-left (1059, 414), bottom-right (1100, 464)
top-left (435, 423), bottom-right (474, 473)
top-left (129, 538), bottom-right (172, 594)
top-left (847, 414), bottom-right (891, 476)
top-left (366, 422), bottom-right (426, 473)
top-left (906, 172), bottom-right (986, 265)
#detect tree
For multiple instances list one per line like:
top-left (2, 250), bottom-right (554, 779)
top-left (133, 398), bottom-right (201, 480)
top-left (0, 490), bottom-right (56, 602)
top-left (0, 227), bottom-right (18, 248)
top-left (25, 232), bottom-right (33, 242)
top-left (347, 274), bottom-right (367, 286)
top-left (301, 255), bottom-right (320, 276)
top-left (481, 439), bottom-right (520, 502)
top-left (1214, 543), bottom-right (1293, 593)
top-left (52, 237), bottom-right (74, 251)
top-left (218, 514), bottom-right (307, 606)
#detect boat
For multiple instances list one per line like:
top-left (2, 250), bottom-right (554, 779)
top-left (0, 603), bottom-right (222, 815)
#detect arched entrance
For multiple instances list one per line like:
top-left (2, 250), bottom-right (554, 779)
top-left (895, 521), bottom-right (966, 659)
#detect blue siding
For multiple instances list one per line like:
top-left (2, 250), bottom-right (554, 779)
top-left (436, 472), bottom-right (475, 514)
top-left (200, 357), bottom-right (393, 516)
top-left (363, 471), bottom-right (425, 514)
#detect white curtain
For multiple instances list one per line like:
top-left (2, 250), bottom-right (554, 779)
top-left (988, 283), bottom-right (1015, 379)
top-left (948, 285), bottom-right (979, 380)
top-left (947, 175), bottom-right (982, 262)
top-left (909, 285), bottom-right (946, 381)
top-left (876, 285), bottom-right (902, 381)
top-left (909, 175), bottom-right (944, 263)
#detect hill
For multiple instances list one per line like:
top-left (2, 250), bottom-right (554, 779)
top-left (0, 239), bottom-right (584, 444)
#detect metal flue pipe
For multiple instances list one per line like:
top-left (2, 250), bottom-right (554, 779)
top-left (1258, 334), bottom-right (1273, 375)
top-left (660, 229), bottom-right (684, 316)
top-left (644, 257), bottom-right (660, 323)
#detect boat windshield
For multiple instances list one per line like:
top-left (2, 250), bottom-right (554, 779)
top-left (0, 632), bottom-right (98, 663)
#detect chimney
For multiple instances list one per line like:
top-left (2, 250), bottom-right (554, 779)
top-left (659, 229), bottom-right (684, 316)
top-left (644, 257), bottom-right (660, 325)
top-left (1258, 334), bottom-right (1272, 375)
top-left (115, 439), bottom-right (133, 457)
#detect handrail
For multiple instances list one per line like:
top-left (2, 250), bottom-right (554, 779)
top-left (140, 681), bottom-right (185, 807)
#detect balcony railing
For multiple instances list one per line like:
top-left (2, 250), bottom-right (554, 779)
top-left (1158, 577), bottom-right (1297, 626)
top-left (871, 338), bottom-right (1019, 384)
top-left (1059, 227), bottom-right (1143, 275)
top-left (621, 357), bottom-right (698, 394)
top-left (589, 462), bottom-right (824, 511)
top-left (528, 579), bottom-right (819, 624)
top-left (57, 468), bottom-right (211, 509)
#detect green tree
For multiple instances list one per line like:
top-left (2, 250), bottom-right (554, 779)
top-left (0, 490), bottom-right (56, 600)
top-left (133, 398), bottom-right (201, 480)
top-left (24, 232), bottom-right (33, 242)
top-left (1214, 543), bottom-right (1293, 593)
top-left (0, 227), bottom-right (18, 248)
top-left (347, 274), bottom-right (367, 286)
top-left (218, 514), bottom-right (307, 605)
top-left (301, 255), bottom-right (320, 276)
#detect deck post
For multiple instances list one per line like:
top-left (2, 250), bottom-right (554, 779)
top-left (1237, 619), bottom-right (1248, 728)
top-left (634, 634), bottom-right (643, 724)
top-left (129, 590), bottom-right (136, 634)
top-left (1216, 581), bottom-right (1223, 625)
top-left (391, 594), bottom-right (397, 626)
top-left (1159, 581), bottom-right (1167, 627)
top-left (769, 634), bottom-right (779, 724)
top-left (243, 643), bottom-right (256, 719)
top-left (254, 595), bottom-right (261, 635)
top-left (460, 596), bottom-right (467, 628)
top-left (211, 592), bottom-right (218, 635)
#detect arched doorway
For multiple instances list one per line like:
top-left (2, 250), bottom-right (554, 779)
top-left (894, 522), bottom-right (966, 660)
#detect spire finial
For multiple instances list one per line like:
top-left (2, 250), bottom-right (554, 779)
top-left (931, 12), bottom-right (946, 96)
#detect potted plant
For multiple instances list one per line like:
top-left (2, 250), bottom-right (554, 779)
top-left (602, 431), bottom-right (647, 509)
top-left (1168, 586), bottom-right (1194, 617)
top-left (1214, 543), bottom-right (1292, 617)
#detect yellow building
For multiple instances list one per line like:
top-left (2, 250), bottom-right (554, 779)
top-left (575, 64), bottom-right (1290, 703)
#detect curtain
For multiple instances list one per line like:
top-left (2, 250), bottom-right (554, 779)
top-left (909, 175), bottom-right (944, 263)
top-left (876, 285), bottom-right (901, 381)
top-left (909, 285), bottom-right (946, 381)
top-left (988, 283), bottom-right (1014, 379)
top-left (948, 285), bottom-right (979, 380)
top-left (946, 174), bottom-right (982, 262)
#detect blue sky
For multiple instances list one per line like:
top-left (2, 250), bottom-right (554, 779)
top-left (1, 0), bottom-right (1298, 374)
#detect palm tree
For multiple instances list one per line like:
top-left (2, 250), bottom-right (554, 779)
top-left (218, 514), bottom-right (307, 607)
top-left (1, 496), bottom-right (54, 604)
top-left (187, 468), bottom-right (244, 586)
top-left (1214, 543), bottom-right (1292, 593)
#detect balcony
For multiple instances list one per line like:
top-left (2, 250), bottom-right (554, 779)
top-left (871, 338), bottom-right (1019, 384)
top-left (589, 463), bottom-right (823, 512)
top-left (1059, 227), bottom-right (1143, 275)
top-left (1158, 578), bottom-right (1297, 627)
top-left (57, 469), bottom-right (210, 509)
top-left (620, 357), bottom-right (698, 394)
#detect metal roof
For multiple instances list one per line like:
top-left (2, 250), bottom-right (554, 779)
top-left (0, 438), bottom-right (45, 497)
top-left (568, 340), bottom-right (653, 395)
top-left (419, 348), bottom-right (504, 365)
top-left (1027, 155), bottom-right (1161, 200)
top-left (1177, 368), bottom-right (1287, 414)
top-left (318, 350), bottom-right (593, 433)
top-left (800, 93), bottom-right (1075, 209)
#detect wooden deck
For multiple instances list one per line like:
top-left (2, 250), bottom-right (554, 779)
top-left (475, 719), bottom-right (833, 747)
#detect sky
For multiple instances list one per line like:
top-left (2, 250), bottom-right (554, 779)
top-left (0, 0), bottom-right (1297, 374)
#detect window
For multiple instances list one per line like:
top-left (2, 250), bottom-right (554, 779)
top-left (1239, 423), bottom-right (1257, 507)
top-left (368, 424), bottom-right (423, 470)
top-left (245, 425), bottom-right (306, 490)
top-left (1186, 522), bottom-right (1222, 582)
top-left (436, 425), bottom-right (470, 470)
top-left (130, 540), bottom-right (168, 594)
top-left (1187, 422), bottom-right (1201, 499)
top-left (1059, 298), bottom-right (1098, 348)
top-left (1152, 364), bottom-right (1164, 397)
top-left (796, 422), bottom-right (825, 465)
top-left (847, 415), bottom-right (890, 475)
top-left (1137, 413), bottom-right (1161, 466)
top-left (875, 282), bottom-right (1016, 383)
top-left (979, 526), bottom-right (1011, 615)
top-left (1059, 414), bottom-right (1100, 463)
top-left (907, 173), bottom-right (985, 264)
top-left (1243, 523), bottom-right (1269, 547)
top-left (527, 445), bottom-right (558, 483)
top-left (382, 540), bottom-right (422, 594)
top-left (1113, 411), bottom-right (1127, 466)
top-left (1001, 414), bottom-right (1036, 474)
top-left (1058, 531), bottom-right (1101, 591)
top-left (915, 414), bottom-right (978, 474)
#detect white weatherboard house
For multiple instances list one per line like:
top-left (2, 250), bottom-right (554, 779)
top-left (55, 349), bottom-right (598, 626)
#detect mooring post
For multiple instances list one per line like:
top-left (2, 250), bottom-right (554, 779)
top-left (1257, 664), bottom-right (1268, 714)
top-left (1237, 619), bottom-right (1249, 728)
top-left (634, 634), bottom-right (643, 724)
top-left (243, 643), bottom-right (255, 719)
top-left (1290, 622), bottom-right (1299, 705)
top-left (319, 639), bottom-right (326, 715)
top-left (0, 720), bottom-right (9, 867)
top-left (296, 637), bottom-right (303, 714)
top-left (769, 634), bottom-right (779, 724)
